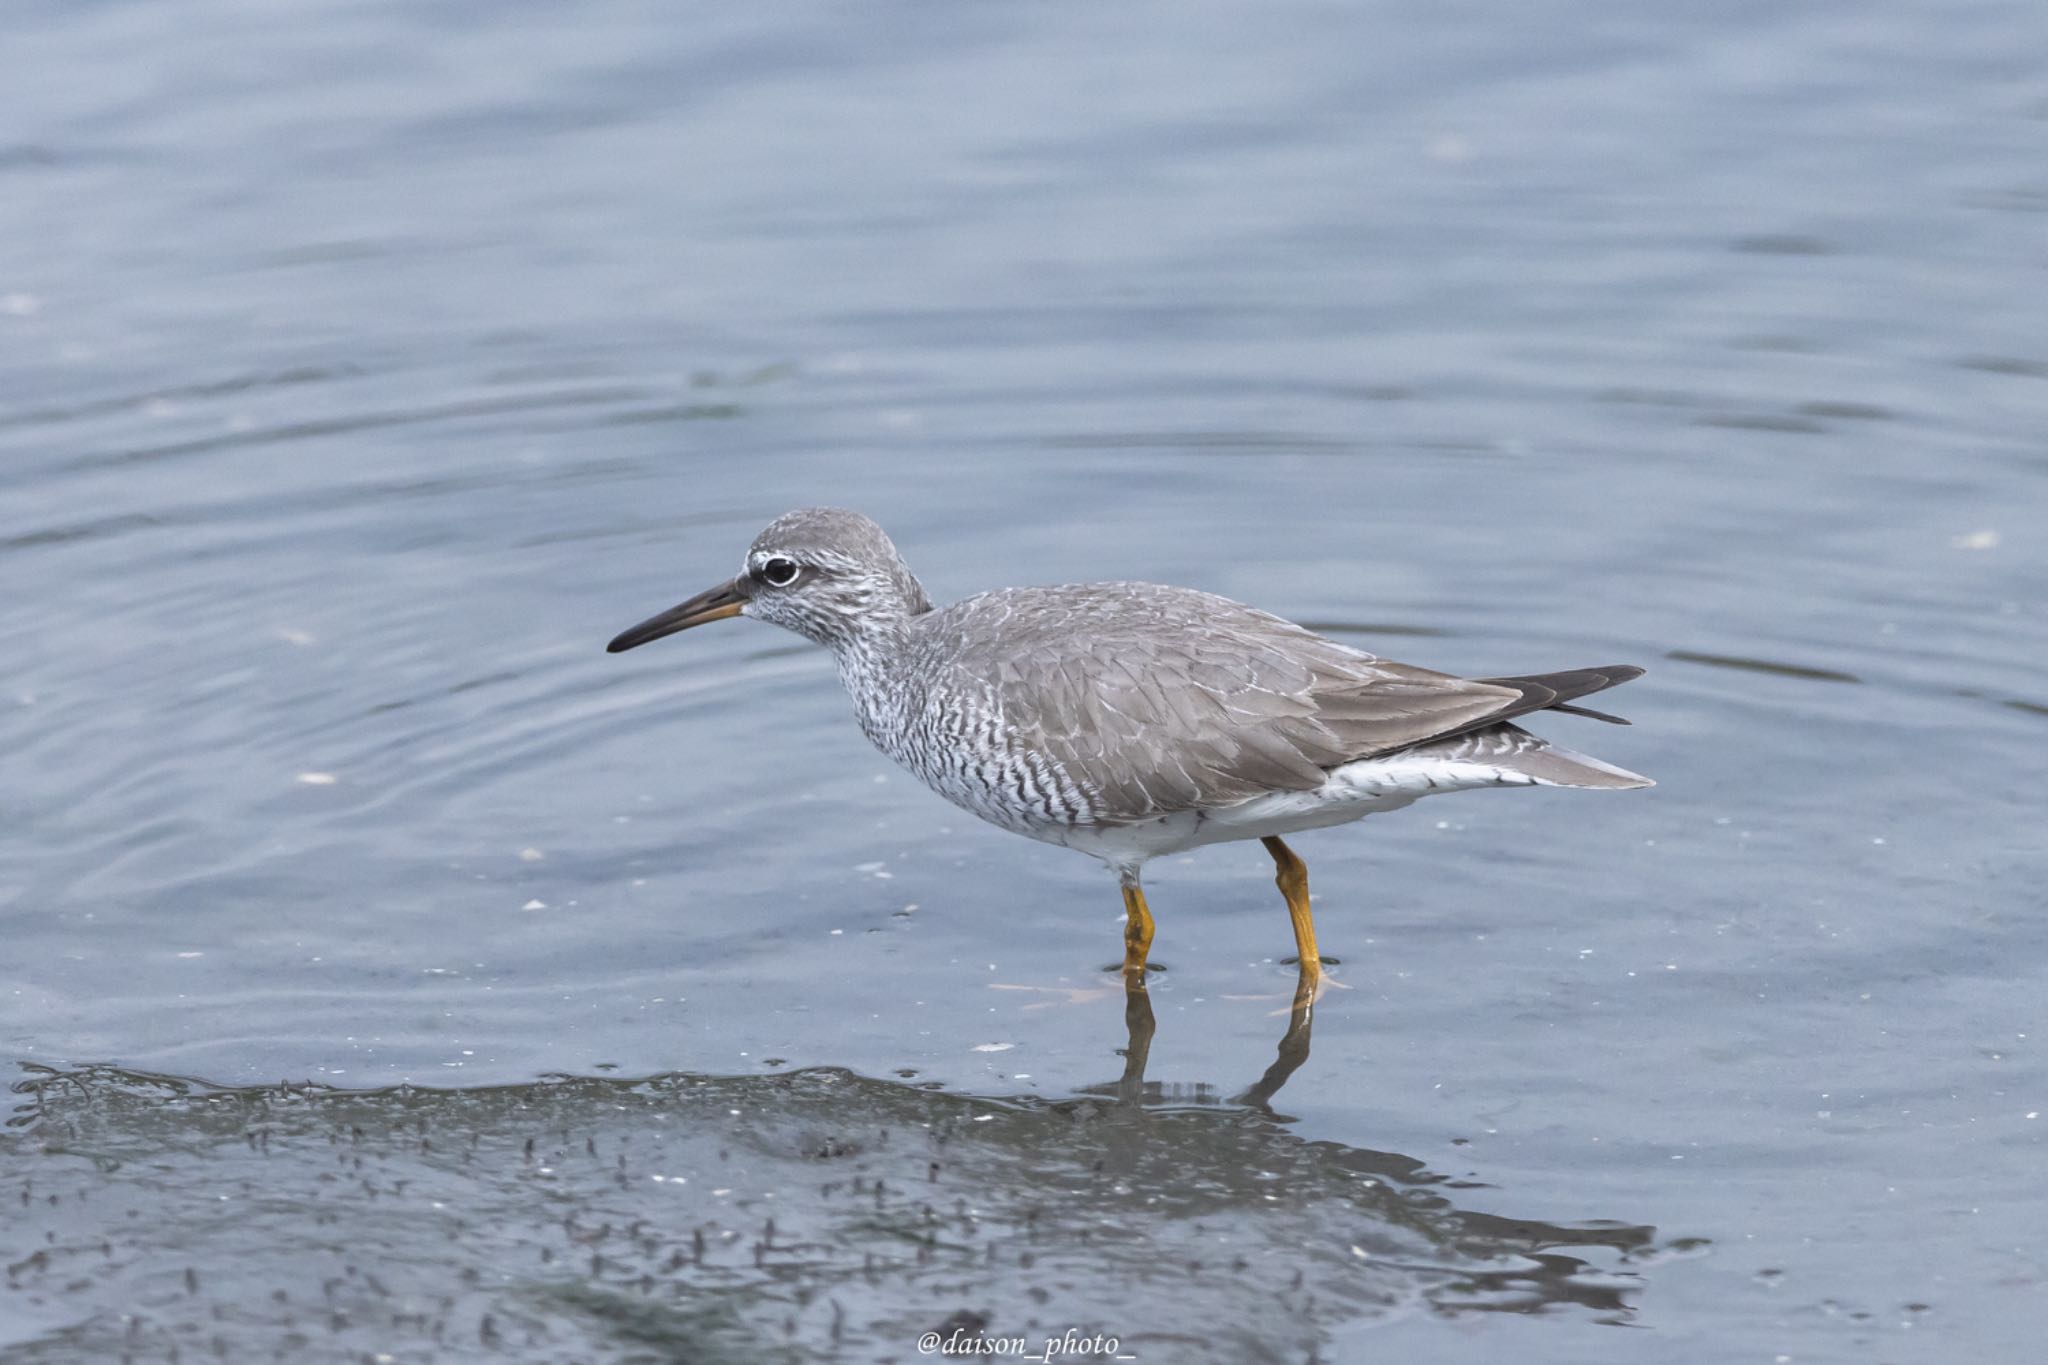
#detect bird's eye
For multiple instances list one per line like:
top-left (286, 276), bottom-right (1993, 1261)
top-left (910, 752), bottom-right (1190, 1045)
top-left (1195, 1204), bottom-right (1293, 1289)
top-left (759, 556), bottom-right (801, 588)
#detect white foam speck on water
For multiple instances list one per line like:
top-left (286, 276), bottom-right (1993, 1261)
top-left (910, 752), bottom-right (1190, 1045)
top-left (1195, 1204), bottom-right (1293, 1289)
top-left (1425, 133), bottom-right (1474, 163)
top-left (296, 772), bottom-right (337, 785)
top-left (972, 1043), bottom-right (1015, 1053)
top-left (1951, 529), bottom-right (2000, 550)
top-left (521, 899), bottom-right (547, 911)
top-left (519, 848), bottom-right (545, 862)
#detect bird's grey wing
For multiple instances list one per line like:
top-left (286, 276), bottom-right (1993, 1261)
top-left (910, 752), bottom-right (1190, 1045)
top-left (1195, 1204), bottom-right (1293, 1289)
top-left (969, 586), bottom-right (1522, 822)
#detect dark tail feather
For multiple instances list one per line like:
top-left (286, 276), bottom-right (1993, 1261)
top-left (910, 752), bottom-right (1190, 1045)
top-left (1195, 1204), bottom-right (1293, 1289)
top-left (1549, 702), bottom-right (1630, 725)
top-left (1384, 664), bottom-right (1646, 755)
top-left (1470, 664), bottom-right (1645, 731)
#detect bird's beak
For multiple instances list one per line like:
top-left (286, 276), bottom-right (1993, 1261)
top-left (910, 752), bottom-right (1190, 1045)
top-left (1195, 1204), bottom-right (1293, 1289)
top-left (606, 578), bottom-right (748, 653)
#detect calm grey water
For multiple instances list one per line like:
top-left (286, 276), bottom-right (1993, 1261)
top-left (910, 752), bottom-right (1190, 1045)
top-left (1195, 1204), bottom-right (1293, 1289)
top-left (5, 1), bottom-right (2046, 1361)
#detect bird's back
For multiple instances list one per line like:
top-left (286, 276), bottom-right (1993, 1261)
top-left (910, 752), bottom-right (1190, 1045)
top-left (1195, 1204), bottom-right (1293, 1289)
top-left (883, 582), bottom-right (1569, 829)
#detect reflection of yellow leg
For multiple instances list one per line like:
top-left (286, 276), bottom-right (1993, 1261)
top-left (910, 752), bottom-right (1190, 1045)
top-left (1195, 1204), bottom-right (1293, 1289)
top-left (1118, 972), bottom-right (1156, 1102)
top-left (1121, 882), bottom-right (1155, 977)
top-left (1236, 959), bottom-right (1318, 1109)
top-left (1261, 836), bottom-right (1321, 973)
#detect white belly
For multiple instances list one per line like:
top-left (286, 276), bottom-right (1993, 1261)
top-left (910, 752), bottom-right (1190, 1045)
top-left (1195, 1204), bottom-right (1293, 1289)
top-left (1054, 751), bottom-right (1541, 874)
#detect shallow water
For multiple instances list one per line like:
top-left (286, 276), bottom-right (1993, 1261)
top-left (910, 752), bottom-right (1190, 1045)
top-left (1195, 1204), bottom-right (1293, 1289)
top-left (5, 1), bottom-right (2047, 1360)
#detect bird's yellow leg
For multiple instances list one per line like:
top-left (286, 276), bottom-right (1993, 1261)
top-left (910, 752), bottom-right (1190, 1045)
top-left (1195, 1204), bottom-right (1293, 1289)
top-left (1120, 882), bottom-right (1156, 977)
top-left (1261, 835), bottom-right (1321, 974)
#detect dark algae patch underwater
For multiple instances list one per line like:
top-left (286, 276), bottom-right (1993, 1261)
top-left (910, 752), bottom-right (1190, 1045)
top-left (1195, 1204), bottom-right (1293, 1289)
top-left (4, 1063), bottom-right (1687, 1362)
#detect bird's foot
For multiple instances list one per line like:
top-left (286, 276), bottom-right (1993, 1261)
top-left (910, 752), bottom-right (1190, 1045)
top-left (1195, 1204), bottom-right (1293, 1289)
top-left (988, 981), bottom-right (1123, 1009)
top-left (1099, 960), bottom-right (1167, 977)
top-left (1224, 968), bottom-right (1350, 1013)
top-left (1288, 969), bottom-right (1347, 1011)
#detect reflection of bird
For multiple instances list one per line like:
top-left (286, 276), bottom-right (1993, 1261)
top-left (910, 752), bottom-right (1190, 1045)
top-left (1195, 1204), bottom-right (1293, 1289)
top-left (609, 508), bottom-right (1651, 998)
top-left (1104, 963), bottom-right (1314, 1112)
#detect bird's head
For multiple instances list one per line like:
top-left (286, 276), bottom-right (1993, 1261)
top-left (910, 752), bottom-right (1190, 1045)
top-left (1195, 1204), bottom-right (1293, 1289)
top-left (607, 507), bottom-right (931, 655)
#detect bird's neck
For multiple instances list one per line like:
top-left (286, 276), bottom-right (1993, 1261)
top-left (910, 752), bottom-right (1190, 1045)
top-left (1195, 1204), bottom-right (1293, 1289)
top-left (817, 565), bottom-right (932, 749)
top-left (831, 611), bottom-right (917, 750)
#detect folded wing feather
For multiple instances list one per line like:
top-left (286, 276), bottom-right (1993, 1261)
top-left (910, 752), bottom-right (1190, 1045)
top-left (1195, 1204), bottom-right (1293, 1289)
top-left (943, 583), bottom-right (1588, 822)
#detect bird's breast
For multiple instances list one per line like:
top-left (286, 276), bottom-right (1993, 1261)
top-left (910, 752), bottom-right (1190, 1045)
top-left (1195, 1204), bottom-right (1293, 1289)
top-left (845, 666), bottom-right (1096, 840)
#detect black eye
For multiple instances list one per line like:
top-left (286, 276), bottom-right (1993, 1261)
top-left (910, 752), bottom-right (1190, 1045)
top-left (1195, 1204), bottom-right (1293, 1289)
top-left (759, 556), bottom-right (800, 588)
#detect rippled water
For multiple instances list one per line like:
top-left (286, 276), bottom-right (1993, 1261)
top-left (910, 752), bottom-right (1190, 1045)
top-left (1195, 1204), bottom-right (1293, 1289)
top-left (6, 1), bottom-right (2047, 1361)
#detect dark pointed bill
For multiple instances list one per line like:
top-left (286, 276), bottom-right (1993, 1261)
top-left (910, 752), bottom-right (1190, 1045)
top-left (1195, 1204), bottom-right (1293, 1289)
top-left (606, 578), bottom-right (748, 653)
